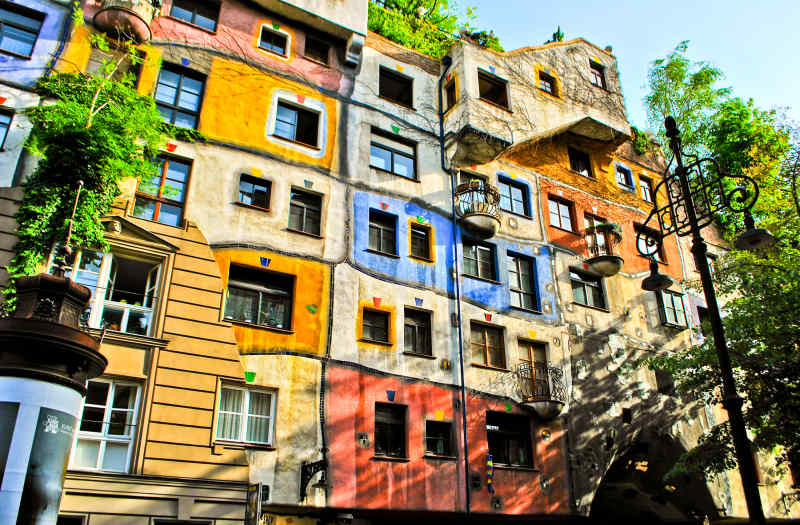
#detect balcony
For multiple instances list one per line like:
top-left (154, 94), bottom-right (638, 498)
top-left (93, 0), bottom-right (160, 42)
top-left (455, 181), bottom-right (501, 238)
top-left (517, 362), bottom-right (566, 420)
top-left (584, 223), bottom-right (624, 277)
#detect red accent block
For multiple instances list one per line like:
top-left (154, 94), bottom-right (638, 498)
top-left (0, 97), bottom-right (7, 105)
top-left (380, 202), bottom-right (389, 210)
top-left (166, 143), bottom-right (177, 152)
top-left (484, 313), bottom-right (492, 322)
top-left (373, 297), bottom-right (382, 307)
top-left (297, 94), bottom-right (306, 104)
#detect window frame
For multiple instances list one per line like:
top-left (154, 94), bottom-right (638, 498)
top-left (615, 163), bottom-right (635, 191)
top-left (584, 213), bottom-right (610, 257)
top-left (518, 340), bottom-right (550, 400)
top-left (658, 289), bottom-right (688, 328)
top-left (548, 196), bottom-right (574, 232)
top-left (507, 252), bottom-right (538, 312)
top-left (462, 239), bottom-right (497, 281)
top-left (303, 34), bottom-right (330, 65)
top-left (70, 379), bottom-right (141, 473)
top-left (0, 1), bottom-right (44, 59)
top-left (273, 100), bottom-right (321, 148)
top-left (477, 69), bottom-right (509, 110)
top-left (485, 411), bottom-right (533, 468)
top-left (470, 321), bottom-right (506, 369)
top-left (589, 61), bottom-right (606, 89)
top-left (362, 308), bottom-right (391, 344)
top-left (224, 265), bottom-right (295, 330)
top-left (538, 70), bottom-right (557, 97)
top-left (237, 174), bottom-right (271, 211)
top-left (168, 0), bottom-right (220, 32)
top-left (409, 223), bottom-right (432, 261)
top-left (378, 66), bottom-right (414, 108)
top-left (133, 155), bottom-right (191, 227)
top-left (215, 385), bottom-right (277, 446)
top-left (0, 109), bottom-right (12, 150)
top-left (570, 268), bottom-right (606, 310)
top-left (368, 209), bottom-right (398, 256)
top-left (369, 128), bottom-right (417, 180)
top-left (444, 78), bottom-right (457, 112)
top-left (374, 403), bottom-right (407, 458)
top-left (497, 176), bottom-right (530, 217)
top-left (403, 306), bottom-right (432, 356)
top-left (153, 63), bottom-right (205, 130)
top-left (568, 147), bottom-right (593, 178)
top-left (288, 187), bottom-right (323, 236)
top-left (640, 175), bottom-right (654, 203)
top-left (424, 420), bottom-right (454, 457)
top-left (258, 26), bottom-right (289, 56)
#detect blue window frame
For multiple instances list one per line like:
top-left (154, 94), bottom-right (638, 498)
top-left (154, 63), bottom-right (205, 129)
top-left (0, 2), bottom-right (44, 58)
top-left (615, 163), bottom-right (635, 190)
top-left (497, 176), bottom-right (530, 217)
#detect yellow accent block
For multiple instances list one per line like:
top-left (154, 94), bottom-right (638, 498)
top-left (137, 44), bottom-right (162, 97)
top-left (356, 301), bottom-right (396, 351)
top-left (396, 65), bottom-right (404, 72)
top-left (251, 168), bottom-right (263, 177)
top-left (528, 330), bottom-right (536, 339)
top-left (55, 24), bottom-right (92, 74)
top-left (214, 249), bottom-right (330, 356)
top-left (435, 410), bottom-right (444, 421)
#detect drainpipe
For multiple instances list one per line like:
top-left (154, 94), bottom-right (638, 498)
top-left (45, 1), bottom-right (76, 77)
top-left (437, 54), bottom-right (471, 518)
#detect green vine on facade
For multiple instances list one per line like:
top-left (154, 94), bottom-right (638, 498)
top-left (631, 125), bottom-right (652, 155)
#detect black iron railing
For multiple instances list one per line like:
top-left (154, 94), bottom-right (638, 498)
top-left (516, 362), bottom-right (566, 403)
top-left (454, 182), bottom-right (501, 221)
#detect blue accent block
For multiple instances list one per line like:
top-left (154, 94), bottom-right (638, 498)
top-left (386, 390), bottom-right (396, 402)
top-left (181, 57), bottom-right (190, 66)
top-left (260, 257), bottom-right (271, 267)
top-left (414, 297), bottom-right (423, 307)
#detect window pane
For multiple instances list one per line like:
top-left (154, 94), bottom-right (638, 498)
top-left (112, 385), bottom-right (136, 410)
top-left (259, 295), bottom-right (288, 328)
top-left (225, 286), bottom-right (258, 323)
top-left (0, 25), bottom-right (37, 56)
top-left (157, 203), bottom-right (183, 226)
top-left (220, 388), bottom-right (244, 413)
top-left (132, 198), bottom-right (156, 221)
top-left (274, 120), bottom-right (295, 140)
top-left (246, 415), bottom-right (270, 443)
top-left (393, 153), bottom-right (414, 179)
top-left (589, 285), bottom-right (604, 308)
top-left (100, 306), bottom-right (124, 332)
top-left (101, 442), bottom-right (129, 471)
top-left (86, 382), bottom-right (109, 406)
top-left (217, 413), bottom-right (241, 440)
top-left (79, 406), bottom-right (105, 433)
top-left (572, 280), bottom-right (586, 304)
top-left (276, 104), bottom-right (297, 124)
top-left (126, 310), bottom-right (150, 335)
top-left (74, 439), bottom-right (100, 469)
top-left (108, 409), bottom-right (133, 435)
top-left (370, 144), bottom-right (391, 170)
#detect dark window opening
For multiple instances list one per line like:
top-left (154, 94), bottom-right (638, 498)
top-left (288, 188), bottom-right (322, 235)
top-left (538, 71), bottom-right (557, 96)
top-left (369, 130), bottom-right (416, 179)
top-left (133, 156), bottom-right (190, 227)
top-left (375, 403), bottom-right (406, 457)
top-left (570, 269), bottom-right (606, 309)
top-left (154, 64), bottom-right (205, 129)
top-left (470, 322), bottom-right (505, 369)
top-left (486, 412), bottom-right (532, 467)
top-left (0, 2), bottom-right (44, 58)
top-left (696, 306), bottom-right (710, 338)
top-left (640, 176), bottom-right (654, 202)
top-left (589, 61), bottom-right (606, 89)
top-left (508, 253), bottom-right (537, 311)
top-left (498, 178), bottom-right (529, 216)
top-left (170, 0), bottom-right (220, 31)
top-left (616, 164), bottom-right (634, 189)
top-left (274, 101), bottom-right (320, 147)
top-left (410, 224), bottom-right (431, 260)
top-left (444, 79), bottom-right (457, 111)
top-left (568, 147), bottom-right (592, 178)
top-left (368, 210), bottom-right (397, 255)
top-left (224, 265), bottom-right (294, 329)
top-left (404, 307), bottom-right (431, 355)
top-left (238, 175), bottom-right (271, 209)
top-left (259, 27), bottom-right (288, 55)
top-left (478, 70), bottom-right (508, 109)
top-left (425, 420), bottom-right (453, 456)
top-left (0, 110), bottom-right (11, 149)
top-left (548, 196), bottom-right (573, 232)
top-left (362, 309), bottom-right (390, 343)
top-left (463, 240), bottom-right (496, 280)
top-left (304, 35), bottom-right (330, 65)
top-left (379, 67), bottom-right (413, 107)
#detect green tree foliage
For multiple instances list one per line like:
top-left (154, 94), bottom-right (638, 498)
top-left (545, 25), bottom-right (564, 44)
top-left (367, 0), bottom-right (502, 58)
top-left (630, 125), bottom-right (652, 155)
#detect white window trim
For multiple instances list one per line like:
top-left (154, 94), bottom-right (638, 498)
top-left (256, 24), bottom-right (291, 61)
top-left (69, 379), bottom-right (142, 473)
top-left (215, 385), bottom-right (277, 446)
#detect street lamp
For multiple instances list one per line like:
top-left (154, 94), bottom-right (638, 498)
top-left (636, 116), bottom-right (773, 525)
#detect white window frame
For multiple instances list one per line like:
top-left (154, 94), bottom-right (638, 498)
top-left (640, 175), bottom-right (654, 203)
top-left (215, 385), bottom-right (277, 446)
top-left (69, 379), bottom-right (141, 473)
top-left (659, 289), bottom-right (688, 328)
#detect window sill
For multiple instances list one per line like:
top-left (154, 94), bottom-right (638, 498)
top-left (234, 201), bottom-right (271, 213)
top-left (258, 47), bottom-right (289, 59)
top-left (370, 165), bottom-right (419, 182)
top-left (501, 209), bottom-right (534, 221)
top-left (509, 305), bottom-right (543, 315)
top-left (569, 169), bottom-right (596, 180)
top-left (402, 351), bottom-right (435, 360)
top-left (0, 50), bottom-right (33, 60)
top-left (377, 95), bottom-right (415, 111)
top-left (359, 337), bottom-right (393, 347)
top-left (165, 16), bottom-right (218, 35)
top-left (463, 274), bottom-right (501, 285)
top-left (409, 254), bottom-right (434, 263)
top-left (226, 319), bottom-right (295, 334)
top-left (423, 454), bottom-right (458, 461)
top-left (493, 464), bottom-right (539, 472)
top-left (549, 225), bottom-right (581, 237)
top-left (471, 363), bottom-right (510, 372)
top-left (286, 227), bottom-right (324, 239)
top-left (618, 183), bottom-right (636, 192)
top-left (571, 301), bottom-right (609, 313)
top-left (661, 322), bottom-right (688, 331)
top-left (86, 328), bottom-right (169, 349)
top-left (128, 213), bottom-right (185, 230)
top-left (302, 55), bottom-right (330, 68)
top-left (536, 87), bottom-right (561, 101)
top-left (478, 97), bottom-right (512, 114)
top-left (372, 455), bottom-right (410, 462)
top-left (214, 440), bottom-right (275, 451)
top-left (271, 134), bottom-right (320, 151)
top-left (365, 248), bottom-right (400, 259)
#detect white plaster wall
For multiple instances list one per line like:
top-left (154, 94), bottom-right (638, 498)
top-left (0, 88), bottom-right (39, 187)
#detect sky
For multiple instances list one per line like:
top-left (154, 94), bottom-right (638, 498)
top-left (467, 0), bottom-right (799, 131)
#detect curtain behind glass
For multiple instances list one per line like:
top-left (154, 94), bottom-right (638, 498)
top-left (217, 388), bottom-right (244, 440)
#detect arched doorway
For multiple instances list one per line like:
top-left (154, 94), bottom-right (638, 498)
top-left (590, 431), bottom-right (720, 523)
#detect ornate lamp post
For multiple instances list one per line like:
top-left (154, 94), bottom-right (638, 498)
top-left (636, 117), bottom-right (772, 525)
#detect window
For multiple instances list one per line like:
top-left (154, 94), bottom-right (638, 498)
top-left (368, 210), bottom-right (397, 255)
top-left (379, 67), bottom-right (413, 107)
top-left (224, 265), bottom-right (294, 329)
top-left (548, 197), bottom-right (573, 232)
top-left (497, 177), bottom-right (529, 216)
top-left (470, 322), bottom-right (505, 368)
top-left (238, 175), bottom-right (271, 210)
top-left (288, 188), bottom-right (322, 235)
top-left (486, 412), bottom-right (532, 467)
top-left (659, 289), bottom-right (687, 328)
top-left (584, 214), bottom-right (609, 256)
top-left (216, 386), bottom-right (276, 445)
top-left (362, 308), bottom-right (390, 343)
top-left (374, 403), bottom-right (406, 458)
top-left (71, 380), bottom-right (140, 472)
top-left (635, 224), bottom-right (664, 262)
top-left (50, 249), bottom-right (161, 336)
top-left (463, 240), bottom-right (496, 280)
top-left (538, 71), bottom-right (557, 96)
top-left (274, 101), bottom-right (320, 147)
top-left (154, 64), bottom-right (205, 129)
top-left (508, 253), bottom-right (537, 311)
top-left (304, 35), bottom-right (330, 65)
top-left (369, 130), bottom-right (416, 179)
top-left (409, 223), bottom-right (431, 260)
top-left (589, 61), bottom-right (606, 89)
top-left (425, 421), bottom-right (453, 456)
top-left (570, 269), bottom-right (606, 309)
top-left (404, 307), bottom-right (431, 355)
top-left (696, 306), bottom-right (710, 338)
top-left (519, 340), bottom-right (549, 399)
top-left (0, 2), bottom-right (44, 58)
top-left (0, 110), bottom-right (11, 149)
top-left (478, 70), bottom-right (508, 109)
top-left (259, 27), bottom-right (288, 55)
top-left (170, 0), bottom-right (219, 31)
top-left (568, 147), bottom-right (592, 178)
top-left (133, 156), bottom-right (190, 227)
top-left (616, 164), bottom-right (634, 189)
top-left (640, 176), bottom-right (654, 203)
top-left (444, 79), bottom-right (457, 111)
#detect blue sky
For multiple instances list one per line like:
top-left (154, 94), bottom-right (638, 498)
top-left (468, 0), bottom-right (799, 131)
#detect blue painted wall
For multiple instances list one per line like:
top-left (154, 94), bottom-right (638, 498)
top-left (0, 0), bottom-right (70, 86)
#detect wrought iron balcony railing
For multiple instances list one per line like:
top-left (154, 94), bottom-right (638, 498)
top-left (454, 181), bottom-right (501, 238)
top-left (516, 362), bottom-right (567, 404)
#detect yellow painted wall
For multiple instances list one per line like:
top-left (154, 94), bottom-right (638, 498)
top-left (213, 249), bottom-right (329, 356)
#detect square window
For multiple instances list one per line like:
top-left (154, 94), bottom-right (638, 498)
top-left (570, 269), bottom-right (606, 309)
top-left (216, 386), bottom-right (276, 445)
top-left (568, 147), bottom-right (592, 178)
top-left (497, 177), bottom-right (529, 216)
top-left (369, 129), bottom-right (416, 179)
top-left (538, 71), bottom-right (557, 96)
top-left (444, 79), bottom-right (457, 111)
top-left (463, 240), bottom-right (496, 281)
top-left (362, 308), bottom-right (390, 343)
top-left (259, 27), bottom-right (288, 55)
top-left (0, 110), bottom-right (11, 149)
top-left (584, 214), bottom-right (610, 257)
top-left (548, 196), bottom-right (573, 232)
top-left (425, 420), bottom-right (453, 456)
top-left (518, 340), bottom-right (549, 401)
top-left (224, 265), bottom-right (294, 329)
top-left (379, 67), bottom-right (413, 107)
top-left (470, 322), bottom-right (505, 368)
top-left (374, 403), bottom-right (406, 458)
top-left (154, 64), bottom-right (205, 129)
top-left (589, 61), bottom-right (606, 89)
top-left (486, 412), bottom-right (532, 467)
top-left (274, 101), bottom-right (320, 147)
top-left (478, 70), bottom-right (508, 109)
top-left (409, 224), bottom-right (431, 260)
top-left (304, 35), bottom-right (330, 65)
top-left (635, 224), bottom-right (664, 262)
top-left (288, 188), bottom-right (322, 235)
top-left (368, 210), bottom-right (397, 255)
top-left (0, 2), bottom-right (44, 58)
top-left (640, 176), bottom-right (654, 203)
top-left (170, 0), bottom-right (220, 31)
top-left (133, 156), bottom-right (190, 226)
top-left (507, 253), bottom-right (537, 311)
top-left (404, 307), bottom-right (431, 355)
top-left (238, 174), bottom-right (271, 210)
top-left (659, 289), bottom-right (687, 328)
top-left (616, 164), bottom-right (634, 189)
top-left (71, 380), bottom-right (140, 473)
